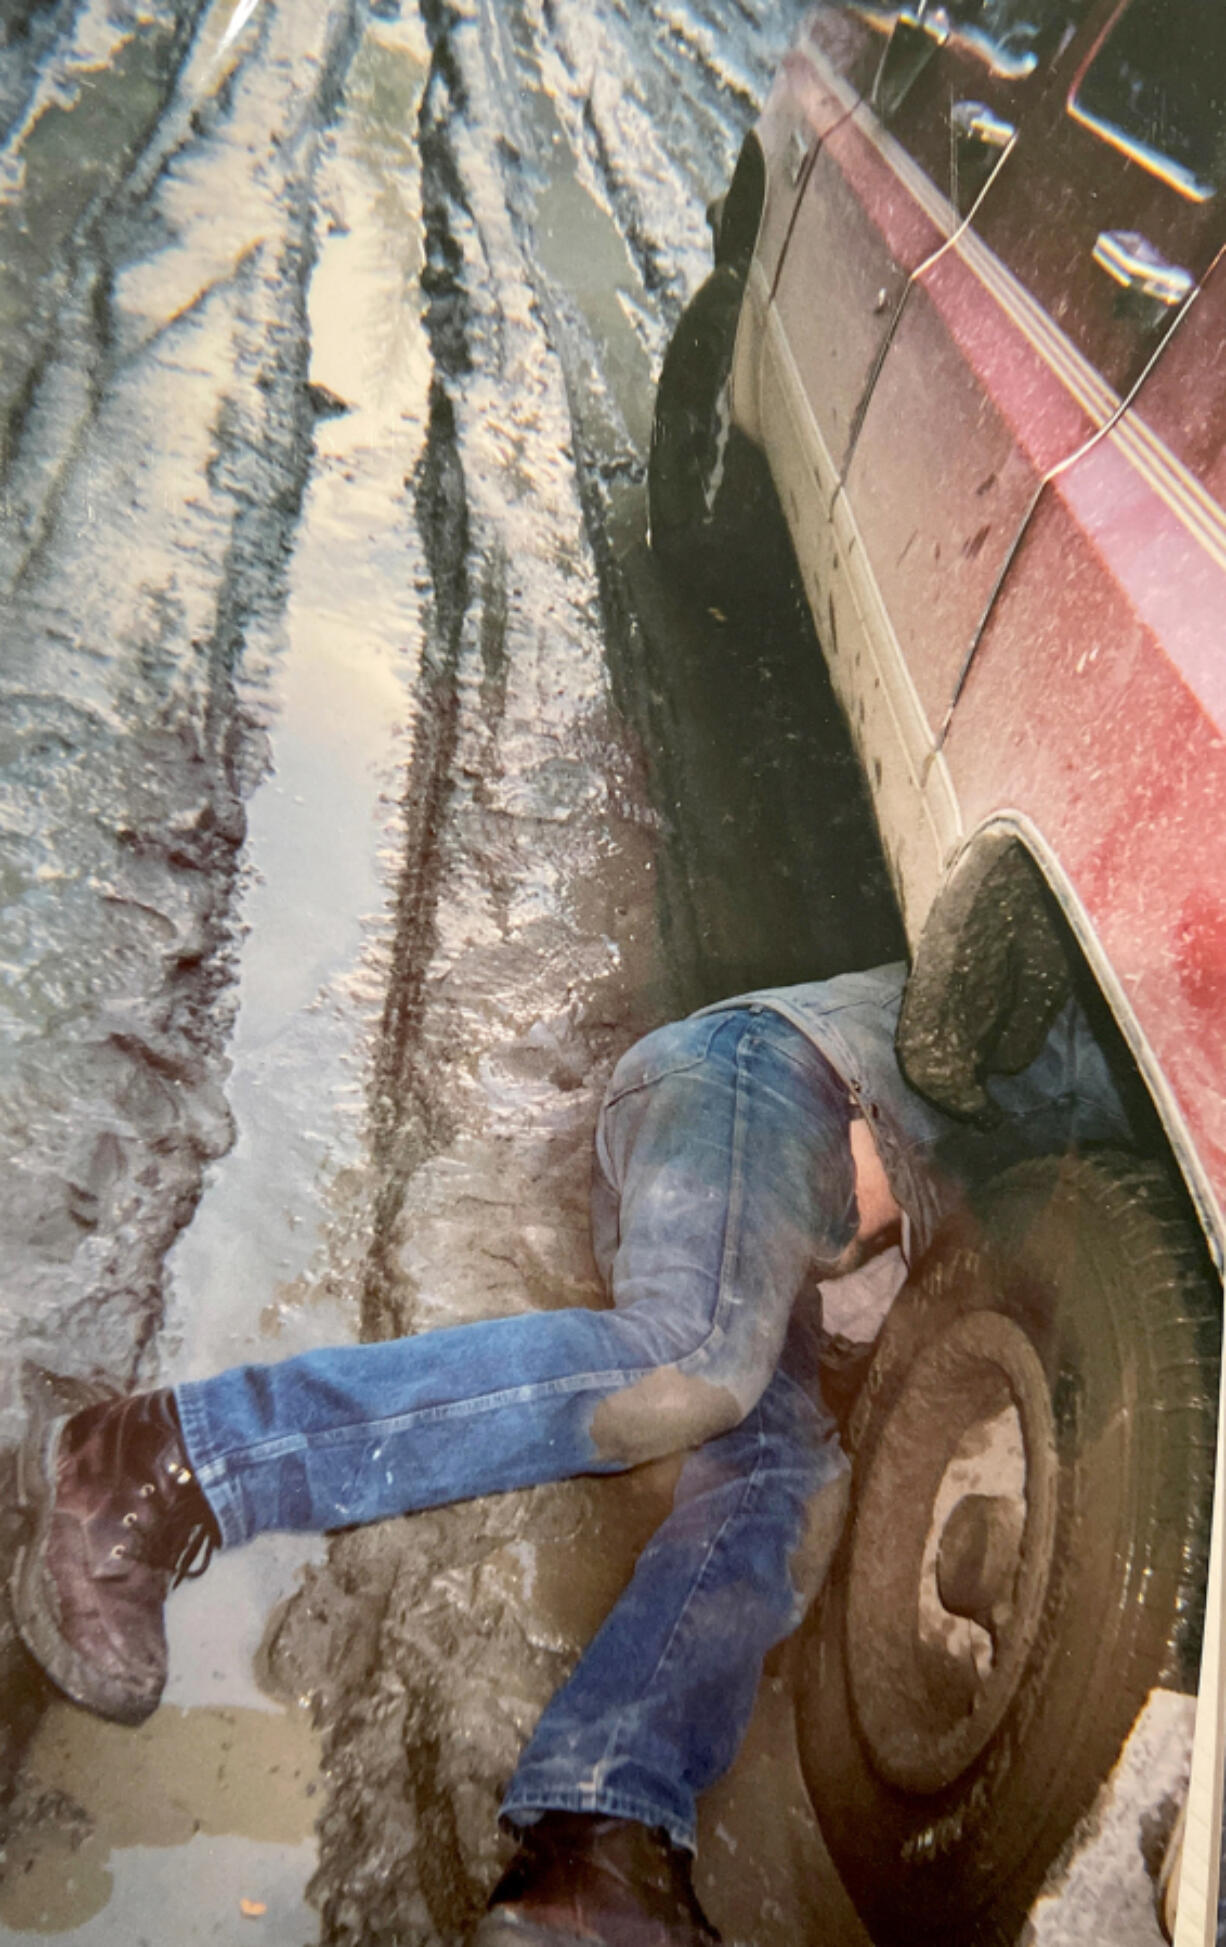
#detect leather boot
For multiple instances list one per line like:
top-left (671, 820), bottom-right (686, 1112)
top-left (11, 1389), bottom-right (220, 1725)
top-left (473, 1813), bottom-right (721, 1946)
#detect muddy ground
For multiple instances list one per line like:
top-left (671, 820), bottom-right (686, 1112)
top-left (0, 1), bottom-right (902, 1941)
top-left (0, 5), bottom-right (1192, 1945)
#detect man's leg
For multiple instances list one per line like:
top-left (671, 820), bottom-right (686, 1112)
top-left (174, 1007), bottom-right (856, 1544)
top-left (499, 1318), bottom-right (848, 1853)
top-left (15, 1008), bottom-right (856, 1721)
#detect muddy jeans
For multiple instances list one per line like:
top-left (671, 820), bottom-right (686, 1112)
top-left (176, 1007), bottom-right (859, 1849)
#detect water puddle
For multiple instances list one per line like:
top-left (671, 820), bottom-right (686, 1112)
top-left (1, 1706), bottom-right (320, 1944)
top-left (1, 9), bottom-right (431, 1941)
top-left (0, 3), bottom-right (180, 460)
top-left (505, 4), bottom-right (656, 461)
top-left (4, 4), bottom-right (894, 1944)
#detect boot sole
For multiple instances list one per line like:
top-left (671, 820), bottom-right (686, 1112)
top-left (11, 1402), bottom-right (161, 1727)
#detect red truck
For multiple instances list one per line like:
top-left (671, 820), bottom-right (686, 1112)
top-left (648, 4), bottom-right (1226, 1941)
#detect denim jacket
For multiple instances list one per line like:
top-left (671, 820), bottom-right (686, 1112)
top-left (697, 963), bottom-right (1131, 1256)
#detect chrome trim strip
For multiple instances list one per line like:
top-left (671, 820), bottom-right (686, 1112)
top-left (1068, 95), bottom-right (1214, 205)
top-left (1109, 411), bottom-right (1226, 576)
top-left (951, 221), bottom-right (1119, 426)
top-left (1092, 228), bottom-right (1195, 306)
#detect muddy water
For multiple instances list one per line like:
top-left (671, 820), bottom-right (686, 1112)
top-left (159, 3), bottom-right (433, 1706)
top-left (1, 1705), bottom-right (322, 1944)
top-left (3, 5), bottom-right (432, 1940)
top-left (2, 0), bottom-right (896, 1942)
top-left (0, 0), bottom-right (360, 1777)
top-left (257, 2), bottom-right (885, 1942)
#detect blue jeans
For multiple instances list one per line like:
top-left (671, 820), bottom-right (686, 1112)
top-left (176, 1008), bottom-right (857, 1848)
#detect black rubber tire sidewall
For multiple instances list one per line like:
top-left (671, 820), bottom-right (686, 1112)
top-left (797, 1151), bottom-right (1219, 1947)
top-left (647, 266), bottom-right (772, 598)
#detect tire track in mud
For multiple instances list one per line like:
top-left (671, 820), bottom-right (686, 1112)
top-left (0, 1), bottom-right (77, 146)
top-left (365, 377), bottom-right (468, 1319)
top-left (0, 0), bottom-right (207, 491)
top-left (264, 6), bottom-right (671, 1941)
top-left (264, 5), bottom-right (855, 1945)
top-left (1, 0), bottom-right (872, 1933)
top-left (0, 0), bottom-right (367, 1802)
top-left (364, 2), bottom-right (474, 1330)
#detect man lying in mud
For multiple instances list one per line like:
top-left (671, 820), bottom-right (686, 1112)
top-left (13, 961), bottom-right (1128, 1947)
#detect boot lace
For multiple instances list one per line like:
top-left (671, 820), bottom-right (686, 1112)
top-left (167, 1511), bottom-right (219, 1588)
top-left (117, 1461), bottom-right (220, 1585)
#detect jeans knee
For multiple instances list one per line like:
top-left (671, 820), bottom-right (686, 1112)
top-left (588, 1365), bottom-right (746, 1466)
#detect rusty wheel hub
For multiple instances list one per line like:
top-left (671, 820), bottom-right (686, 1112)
top-left (845, 1310), bottom-right (1059, 1794)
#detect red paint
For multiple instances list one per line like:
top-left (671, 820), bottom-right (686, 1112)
top-left (779, 46), bottom-right (850, 141)
top-left (750, 5), bottom-right (1226, 1242)
top-left (1176, 892), bottom-right (1226, 1018)
top-left (820, 111), bottom-right (946, 274)
top-left (944, 467), bottom-right (1226, 1213)
top-left (916, 247), bottom-right (1098, 472)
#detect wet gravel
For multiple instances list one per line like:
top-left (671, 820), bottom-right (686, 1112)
top-left (0, 1), bottom-right (900, 1941)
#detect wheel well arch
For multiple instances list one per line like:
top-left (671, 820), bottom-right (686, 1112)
top-left (712, 132), bottom-right (766, 283)
top-left (898, 819), bottom-right (1224, 1273)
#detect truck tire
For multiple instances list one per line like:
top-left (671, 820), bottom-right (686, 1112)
top-left (798, 1151), bottom-right (1219, 1946)
top-left (647, 266), bottom-right (775, 603)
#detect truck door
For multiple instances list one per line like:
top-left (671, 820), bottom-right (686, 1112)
top-left (767, 0), bottom-right (1091, 920)
top-left (846, 0), bottom-right (1225, 753)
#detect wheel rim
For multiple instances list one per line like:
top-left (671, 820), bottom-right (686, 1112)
top-left (845, 1309), bottom-right (1059, 1794)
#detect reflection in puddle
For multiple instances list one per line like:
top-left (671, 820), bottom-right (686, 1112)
top-left (218, 0), bottom-right (265, 60)
top-left (0, 1702), bottom-right (320, 1942)
top-left (2, 1), bottom-right (879, 1943)
top-left (3, 7), bottom-right (430, 1943)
